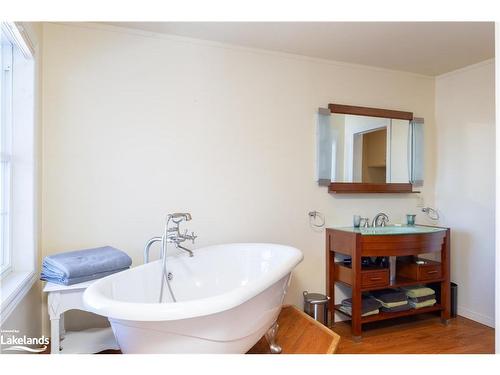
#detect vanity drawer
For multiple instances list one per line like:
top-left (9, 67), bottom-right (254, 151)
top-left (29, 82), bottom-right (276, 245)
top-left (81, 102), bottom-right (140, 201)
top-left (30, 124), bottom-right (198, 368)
top-left (397, 259), bottom-right (442, 281)
top-left (361, 269), bottom-right (389, 288)
top-left (418, 264), bottom-right (442, 281)
top-left (334, 263), bottom-right (389, 288)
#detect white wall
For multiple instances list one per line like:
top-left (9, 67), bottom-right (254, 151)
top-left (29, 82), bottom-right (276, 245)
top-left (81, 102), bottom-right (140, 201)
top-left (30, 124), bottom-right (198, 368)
top-left (41, 22), bottom-right (438, 332)
top-left (496, 25), bottom-right (499, 354)
top-left (1, 285), bottom-right (42, 347)
top-left (435, 60), bottom-right (495, 327)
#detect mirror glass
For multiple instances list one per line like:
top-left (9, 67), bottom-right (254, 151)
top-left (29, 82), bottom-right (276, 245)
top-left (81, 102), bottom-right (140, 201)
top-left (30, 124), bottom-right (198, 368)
top-left (316, 112), bottom-right (423, 185)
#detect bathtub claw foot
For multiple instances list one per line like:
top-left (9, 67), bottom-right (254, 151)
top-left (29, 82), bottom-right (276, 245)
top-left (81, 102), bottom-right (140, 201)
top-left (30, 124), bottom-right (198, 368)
top-left (265, 322), bottom-right (282, 354)
top-left (269, 342), bottom-right (282, 354)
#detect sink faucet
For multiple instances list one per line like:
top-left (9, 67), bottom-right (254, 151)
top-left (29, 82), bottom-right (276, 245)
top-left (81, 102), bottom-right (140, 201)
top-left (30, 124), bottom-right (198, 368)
top-left (372, 213), bottom-right (389, 227)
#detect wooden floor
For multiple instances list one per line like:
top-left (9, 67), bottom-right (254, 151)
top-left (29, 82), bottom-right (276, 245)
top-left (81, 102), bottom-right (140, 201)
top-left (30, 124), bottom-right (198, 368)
top-left (332, 313), bottom-right (495, 354)
top-left (248, 305), bottom-right (339, 354)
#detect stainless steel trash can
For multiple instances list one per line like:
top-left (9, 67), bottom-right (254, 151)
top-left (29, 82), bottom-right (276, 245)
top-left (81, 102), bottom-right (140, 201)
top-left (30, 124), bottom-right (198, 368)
top-left (303, 291), bottom-right (329, 326)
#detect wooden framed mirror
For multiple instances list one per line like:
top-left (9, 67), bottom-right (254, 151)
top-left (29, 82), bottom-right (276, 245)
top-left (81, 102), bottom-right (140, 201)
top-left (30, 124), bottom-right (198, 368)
top-left (316, 103), bottom-right (423, 194)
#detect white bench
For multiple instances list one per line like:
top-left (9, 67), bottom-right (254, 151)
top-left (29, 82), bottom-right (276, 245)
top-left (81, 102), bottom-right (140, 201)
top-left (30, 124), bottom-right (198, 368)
top-left (43, 280), bottom-right (120, 354)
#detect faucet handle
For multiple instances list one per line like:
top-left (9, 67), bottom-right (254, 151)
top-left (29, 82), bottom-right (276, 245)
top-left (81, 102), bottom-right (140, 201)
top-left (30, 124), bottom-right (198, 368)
top-left (190, 232), bottom-right (197, 244)
top-left (360, 217), bottom-right (370, 228)
top-left (380, 216), bottom-right (389, 227)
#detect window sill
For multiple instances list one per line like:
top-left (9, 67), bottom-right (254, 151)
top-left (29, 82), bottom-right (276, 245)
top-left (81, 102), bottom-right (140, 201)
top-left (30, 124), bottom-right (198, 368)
top-left (0, 270), bottom-right (37, 325)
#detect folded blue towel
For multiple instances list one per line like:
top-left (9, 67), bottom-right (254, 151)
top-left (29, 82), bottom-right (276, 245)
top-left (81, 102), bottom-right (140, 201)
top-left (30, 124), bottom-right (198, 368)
top-left (40, 246), bottom-right (132, 285)
top-left (41, 267), bottom-right (130, 285)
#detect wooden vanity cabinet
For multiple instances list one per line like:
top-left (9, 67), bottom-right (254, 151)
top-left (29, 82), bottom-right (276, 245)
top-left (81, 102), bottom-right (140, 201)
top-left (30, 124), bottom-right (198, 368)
top-left (325, 227), bottom-right (451, 337)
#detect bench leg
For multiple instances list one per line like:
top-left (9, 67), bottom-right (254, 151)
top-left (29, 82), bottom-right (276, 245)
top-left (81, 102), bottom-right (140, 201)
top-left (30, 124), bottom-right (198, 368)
top-left (48, 292), bottom-right (62, 354)
top-left (50, 317), bottom-right (60, 354)
top-left (60, 314), bottom-right (66, 341)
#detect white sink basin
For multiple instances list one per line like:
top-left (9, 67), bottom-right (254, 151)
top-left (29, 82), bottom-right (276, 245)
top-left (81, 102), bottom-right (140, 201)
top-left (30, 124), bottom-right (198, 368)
top-left (359, 225), bottom-right (445, 235)
top-left (335, 225), bottom-right (446, 235)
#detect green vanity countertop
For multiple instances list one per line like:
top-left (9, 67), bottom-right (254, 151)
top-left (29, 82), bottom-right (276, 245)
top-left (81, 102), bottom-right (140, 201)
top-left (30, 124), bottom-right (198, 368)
top-left (333, 225), bottom-right (447, 235)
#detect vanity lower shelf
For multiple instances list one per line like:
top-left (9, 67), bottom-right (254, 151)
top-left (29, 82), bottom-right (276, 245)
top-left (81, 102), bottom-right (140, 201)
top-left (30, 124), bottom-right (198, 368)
top-left (335, 276), bottom-right (445, 292)
top-left (334, 303), bottom-right (444, 324)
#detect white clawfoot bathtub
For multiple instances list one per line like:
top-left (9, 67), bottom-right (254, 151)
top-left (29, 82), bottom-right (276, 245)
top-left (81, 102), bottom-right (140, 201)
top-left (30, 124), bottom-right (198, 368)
top-left (83, 243), bottom-right (303, 353)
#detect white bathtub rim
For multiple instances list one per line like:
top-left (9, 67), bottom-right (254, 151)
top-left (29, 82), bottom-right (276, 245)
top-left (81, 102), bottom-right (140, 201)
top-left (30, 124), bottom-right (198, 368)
top-left (83, 242), bottom-right (303, 322)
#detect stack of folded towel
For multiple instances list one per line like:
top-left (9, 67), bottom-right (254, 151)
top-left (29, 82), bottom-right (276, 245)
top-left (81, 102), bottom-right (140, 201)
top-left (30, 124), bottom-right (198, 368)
top-left (339, 296), bottom-right (382, 317)
top-left (401, 286), bottom-right (437, 309)
top-left (40, 246), bottom-right (132, 286)
top-left (370, 289), bottom-right (410, 312)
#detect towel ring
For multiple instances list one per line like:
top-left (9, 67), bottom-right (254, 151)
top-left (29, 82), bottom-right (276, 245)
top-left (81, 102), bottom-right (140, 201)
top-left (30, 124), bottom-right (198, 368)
top-left (308, 211), bottom-right (325, 228)
top-left (422, 207), bottom-right (440, 220)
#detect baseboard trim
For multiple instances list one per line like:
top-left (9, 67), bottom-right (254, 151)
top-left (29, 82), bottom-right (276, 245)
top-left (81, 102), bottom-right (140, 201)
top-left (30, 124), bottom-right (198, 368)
top-left (457, 306), bottom-right (495, 328)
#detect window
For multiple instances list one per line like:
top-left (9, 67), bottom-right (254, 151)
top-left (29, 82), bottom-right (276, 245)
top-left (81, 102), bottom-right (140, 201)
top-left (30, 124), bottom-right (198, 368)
top-left (0, 29), bottom-right (13, 277)
top-left (0, 22), bottom-right (36, 323)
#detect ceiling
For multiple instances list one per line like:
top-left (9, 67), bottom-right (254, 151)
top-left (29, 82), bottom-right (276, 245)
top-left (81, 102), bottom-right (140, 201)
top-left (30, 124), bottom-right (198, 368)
top-left (106, 22), bottom-right (494, 76)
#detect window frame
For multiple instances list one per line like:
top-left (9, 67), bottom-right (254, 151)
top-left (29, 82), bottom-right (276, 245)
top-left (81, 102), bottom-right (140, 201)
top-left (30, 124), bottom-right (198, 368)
top-left (0, 30), bottom-right (14, 279)
top-left (0, 22), bottom-right (37, 325)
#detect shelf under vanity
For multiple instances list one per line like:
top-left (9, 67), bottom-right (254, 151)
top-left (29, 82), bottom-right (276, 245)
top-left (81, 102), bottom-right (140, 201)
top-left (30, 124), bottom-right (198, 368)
top-left (334, 303), bottom-right (444, 324)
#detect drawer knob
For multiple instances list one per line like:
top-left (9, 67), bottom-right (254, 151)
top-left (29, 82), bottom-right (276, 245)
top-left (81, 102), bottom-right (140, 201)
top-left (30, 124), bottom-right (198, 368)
top-left (370, 277), bottom-right (382, 281)
top-left (427, 270), bottom-right (438, 274)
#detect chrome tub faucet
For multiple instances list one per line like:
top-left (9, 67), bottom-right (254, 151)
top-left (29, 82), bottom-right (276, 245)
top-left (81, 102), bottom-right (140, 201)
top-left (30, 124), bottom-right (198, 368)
top-left (144, 212), bottom-right (198, 303)
top-left (165, 213), bottom-right (197, 257)
top-left (144, 212), bottom-right (197, 263)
